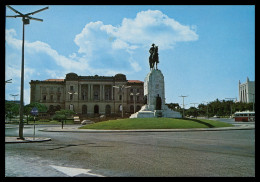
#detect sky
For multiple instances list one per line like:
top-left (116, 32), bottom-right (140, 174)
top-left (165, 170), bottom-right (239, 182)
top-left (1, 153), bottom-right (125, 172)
top-left (5, 5), bottom-right (255, 108)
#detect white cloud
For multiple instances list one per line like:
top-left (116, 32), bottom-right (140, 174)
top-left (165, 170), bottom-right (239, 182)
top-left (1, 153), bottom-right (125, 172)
top-left (6, 9), bottom-right (199, 81)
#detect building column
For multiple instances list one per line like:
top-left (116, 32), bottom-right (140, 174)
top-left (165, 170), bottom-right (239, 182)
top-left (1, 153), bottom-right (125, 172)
top-left (102, 85), bottom-right (105, 101)
top-left (88, 84), bottom-right (90, 101)
top-left (111, 85), bottom-right (114, 100)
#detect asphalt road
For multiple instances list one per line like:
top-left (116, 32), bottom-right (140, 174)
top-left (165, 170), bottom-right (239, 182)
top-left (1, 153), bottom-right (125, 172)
top-left (5, 121), bottom-right (255, 177)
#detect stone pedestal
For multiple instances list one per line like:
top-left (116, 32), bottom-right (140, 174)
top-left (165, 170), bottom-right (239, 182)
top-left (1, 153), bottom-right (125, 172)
top-left (130, 69), bottom-right (181, 118)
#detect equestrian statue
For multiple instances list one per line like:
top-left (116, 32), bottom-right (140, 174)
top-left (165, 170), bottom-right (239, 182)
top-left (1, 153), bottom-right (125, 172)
top-left (149, 43), bottom-right (159, 70)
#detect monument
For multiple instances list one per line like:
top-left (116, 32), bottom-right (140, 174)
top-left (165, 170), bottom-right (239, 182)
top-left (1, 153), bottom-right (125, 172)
top-left (130, 44), bottom-right (182, 118)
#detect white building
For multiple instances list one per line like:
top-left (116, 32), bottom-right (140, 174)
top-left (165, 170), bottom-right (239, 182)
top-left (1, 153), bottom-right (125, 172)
top-left (239, 77), bottom-right (255, 103)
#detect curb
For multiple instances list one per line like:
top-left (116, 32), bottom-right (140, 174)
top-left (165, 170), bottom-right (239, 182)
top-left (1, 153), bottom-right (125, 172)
top-left (5, 137), bottom-right (51, 144)
top-left (38, 125), bottom-right (254, 133)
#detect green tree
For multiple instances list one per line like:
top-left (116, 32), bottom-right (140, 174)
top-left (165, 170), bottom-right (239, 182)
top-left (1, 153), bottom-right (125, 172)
top-left (24, 102), bottom-right (48, 124)
top-left (5, 101), bottom-right (19, 121)
top-left (53, 109), bottom-right (75, 128)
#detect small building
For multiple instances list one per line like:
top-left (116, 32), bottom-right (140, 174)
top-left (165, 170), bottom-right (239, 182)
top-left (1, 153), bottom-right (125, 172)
top-left (238, 77), bottom-right (255, 103)
top-left (30, 73), bottom-right (144, 117)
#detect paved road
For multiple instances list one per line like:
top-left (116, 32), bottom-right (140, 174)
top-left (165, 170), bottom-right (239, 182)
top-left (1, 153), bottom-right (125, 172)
top-left (5, 122), bottom-right (255, 177)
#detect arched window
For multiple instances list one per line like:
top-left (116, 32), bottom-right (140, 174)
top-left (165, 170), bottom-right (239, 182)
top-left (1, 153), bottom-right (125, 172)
top-left (94, 105), bottom-right (99, 114)
top-left (130, 105), bottom-right (134, 113)
top-left (105, 105), bottom-right (111, 115)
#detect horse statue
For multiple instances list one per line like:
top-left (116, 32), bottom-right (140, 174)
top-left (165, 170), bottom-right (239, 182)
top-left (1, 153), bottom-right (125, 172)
top-left (149, 43), bottom-right (159, 70)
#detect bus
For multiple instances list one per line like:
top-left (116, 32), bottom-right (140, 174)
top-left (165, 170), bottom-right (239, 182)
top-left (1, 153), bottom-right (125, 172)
top-left (234, 111), bottom-right (255, 122)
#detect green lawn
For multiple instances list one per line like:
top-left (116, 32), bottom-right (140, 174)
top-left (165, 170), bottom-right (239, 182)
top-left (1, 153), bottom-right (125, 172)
top-left (79, 118), bottom-right (233, 130)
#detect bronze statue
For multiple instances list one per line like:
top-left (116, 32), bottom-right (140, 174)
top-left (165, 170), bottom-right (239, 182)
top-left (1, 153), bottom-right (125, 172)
top-left (149, 43), bottom-right (159, 70)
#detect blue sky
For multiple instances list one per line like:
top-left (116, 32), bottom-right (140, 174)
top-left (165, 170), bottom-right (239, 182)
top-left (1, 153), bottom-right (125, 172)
top-left (5, 5), bottom-right (255, 108)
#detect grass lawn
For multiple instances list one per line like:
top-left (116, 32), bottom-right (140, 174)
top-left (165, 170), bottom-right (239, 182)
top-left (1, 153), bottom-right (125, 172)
top-left (79, 118), bottom-right (233, 130)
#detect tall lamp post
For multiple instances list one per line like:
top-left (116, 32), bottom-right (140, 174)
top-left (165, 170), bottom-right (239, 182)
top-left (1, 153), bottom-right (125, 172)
top-left (68, 91), bottom-right (78, 111)
top-left (6, 5), bottom-right (48, 140)
top-left (202, 101), bottom-right (209, 119)
top-left (10, 94), bottom-right (19, 103)
top-left (130, 89), bottom-right (140, 113)
top-left (190, 103), bottom-right (198, 118)
top-left (179, 95), bottom-right (188, 118)
top-left (247, 93), bottom-right (255, 111)
top-left (113, 85), bottom-right (131, 118)
top-left (5, 79), bottom-right (12, 85)
top-left (225, 98), bottom-right (236, 118)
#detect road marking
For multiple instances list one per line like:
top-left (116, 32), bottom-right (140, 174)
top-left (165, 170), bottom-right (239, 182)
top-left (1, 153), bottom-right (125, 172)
top-left (50, 165), bottom-right (104, 177)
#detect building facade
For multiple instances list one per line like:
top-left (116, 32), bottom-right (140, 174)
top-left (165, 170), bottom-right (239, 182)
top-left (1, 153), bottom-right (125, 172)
top-left (239, 77), bottom-right (255, 103)
top-left (30, 73), bottom-right (144, 116)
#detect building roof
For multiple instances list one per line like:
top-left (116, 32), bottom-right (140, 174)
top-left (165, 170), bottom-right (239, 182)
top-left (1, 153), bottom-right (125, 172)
top-left (127, 80), bottom-right (144, 83)
top-left (44, 79), bottom-right (64, 82)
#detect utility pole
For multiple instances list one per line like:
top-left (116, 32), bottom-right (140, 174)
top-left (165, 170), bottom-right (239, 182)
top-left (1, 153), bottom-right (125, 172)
top-left (130, 89), bottom-right (140, 113)
top-left (179, 95), bottom-right (188, 118)
top-left (203, 101), bottom-right (209, 118)
top-left (10, 94), bottom-right (19, 103)
top-left (6, 5), bottom-right (48, 140)
top-left (190, 103), bottom-right (199, 118)
top-left (225, 98), bottom-right (236, 118)
top-left (113, 85), bottom-right (131, 118)
top-left (247, 93), bottom-right (255, 111)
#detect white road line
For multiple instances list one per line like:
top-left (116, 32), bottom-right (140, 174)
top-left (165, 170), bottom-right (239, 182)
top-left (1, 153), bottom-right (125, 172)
top-left (50, 165), bottom-right (105, 177)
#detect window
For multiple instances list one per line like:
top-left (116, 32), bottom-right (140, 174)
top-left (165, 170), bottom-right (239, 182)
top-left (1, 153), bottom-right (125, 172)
top-left (57, 87), bottom-right (60, 92)
top-left (43, 95), bottom-right (46, 101)
top-left (57, 95), bottom-right (60, 102)
top-left (130, 95), bottom-right (133, 101)
top-left (119, 95), bottom-right (122, 101)
top-left (70, 94), bottom-right (73, 101)
top-left (50, 95), bottom-right (53, 102)
top-left (70, 86), bottom-right (73, 91)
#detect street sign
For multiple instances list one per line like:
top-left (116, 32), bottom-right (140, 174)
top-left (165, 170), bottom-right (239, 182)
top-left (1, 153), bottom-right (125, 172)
top-left (31, 107), bottom-right (38, 116)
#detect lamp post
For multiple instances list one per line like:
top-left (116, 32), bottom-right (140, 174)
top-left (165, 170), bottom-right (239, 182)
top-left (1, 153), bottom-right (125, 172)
top-left (5, 79), bottom-right (12, 84)
top-left (225, 98), bottom-right (236, 118)
top-left (190, 103), bottom-right (199, 118)
top-left (130, 89), bottom-right (140, 113)
top-left (6, 5), bottom-right (48, 140)
top-left (202, 101), bottom-right (209, 118)
top-left (10, 94), bottom-right (19, 103)
top-left (68, 91), bottom-right (78, 111)
top-left (247, 93), bottom-right (255, 111)
top-left (179, 95), bottom-right (188, 118)
top-left (113, 85), bottom-right (131, 118)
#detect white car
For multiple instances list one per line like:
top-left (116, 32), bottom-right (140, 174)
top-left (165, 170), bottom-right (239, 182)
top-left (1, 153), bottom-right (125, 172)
top-left (81, 120), bottom-right (94, 125)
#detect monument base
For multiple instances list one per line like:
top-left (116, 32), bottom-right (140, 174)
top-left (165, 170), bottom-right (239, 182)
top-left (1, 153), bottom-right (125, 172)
top-left (130, 105), bottom-right (182, 118)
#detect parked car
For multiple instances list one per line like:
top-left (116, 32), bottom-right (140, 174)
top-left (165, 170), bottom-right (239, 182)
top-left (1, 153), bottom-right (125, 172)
top-left (81, 120), bottom-right (94, 125)
top-left (213, 115), bottom-right (220, 118)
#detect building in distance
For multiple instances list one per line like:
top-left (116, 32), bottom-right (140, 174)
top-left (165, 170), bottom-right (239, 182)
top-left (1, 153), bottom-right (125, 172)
top-left (30, 73), bottom-right (144, 117)
top-left (239, 77), bottom-right (255, 103)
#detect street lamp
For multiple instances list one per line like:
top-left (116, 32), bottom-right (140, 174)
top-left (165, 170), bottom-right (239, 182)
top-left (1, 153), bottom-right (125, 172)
top-left (190, 103), bottom-right (198, 118)
top-left (5, 79), bottom-right (12, 84)
top-left (225, 98), bottom-right (236, 118)
top-left (10, 94), bottom-right (19, 103)
top-left (113, 85), bottom-right (131, 118)
top-left (130, 90), bottom-right (140, 113)
top-left (179, 95), bottom-right (188, 118)
top-left (6, 5), bottom-right (48, 140)
top-left (202, 101), bottom-right (209, 119)
top-left (68, 91), bottom-right (78, 111)
top-left (247, 93), bottom-right (255, 111)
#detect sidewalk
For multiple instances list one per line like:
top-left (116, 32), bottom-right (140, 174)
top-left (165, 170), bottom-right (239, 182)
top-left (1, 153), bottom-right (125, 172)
top-left (5, 137), bottom-right (51, 143)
